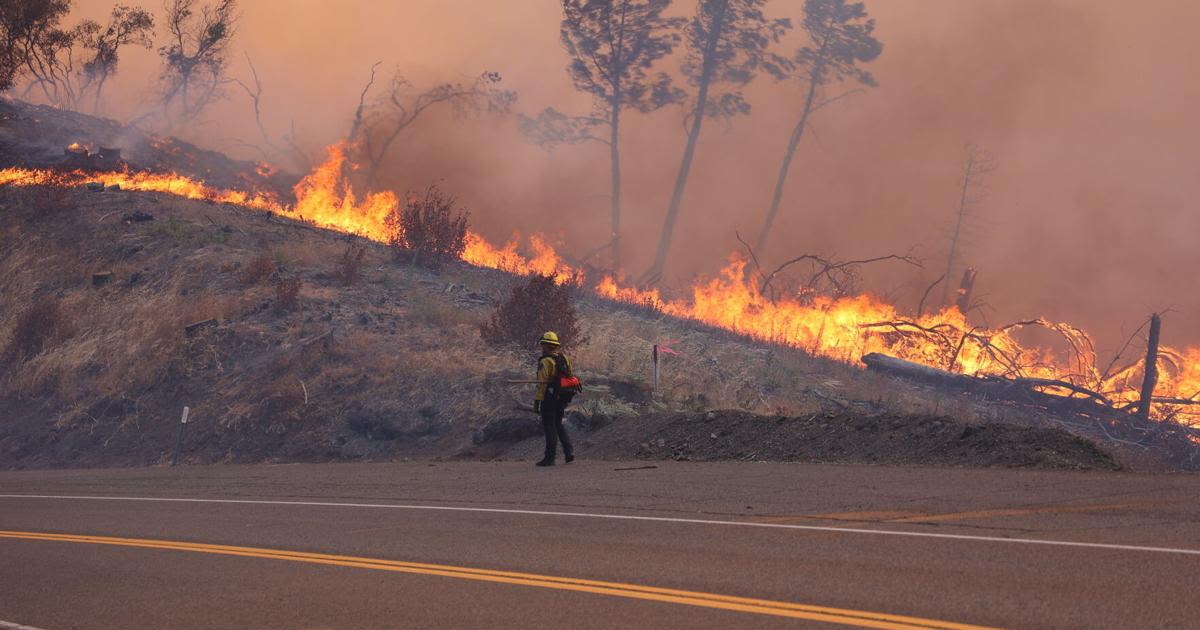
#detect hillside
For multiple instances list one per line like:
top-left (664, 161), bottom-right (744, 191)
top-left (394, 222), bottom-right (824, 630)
top-left (0, 100), bottom-right (1174, 471)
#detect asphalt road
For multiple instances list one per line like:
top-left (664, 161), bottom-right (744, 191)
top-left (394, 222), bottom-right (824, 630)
top-left (1, 461), bottom-right (1198, 629)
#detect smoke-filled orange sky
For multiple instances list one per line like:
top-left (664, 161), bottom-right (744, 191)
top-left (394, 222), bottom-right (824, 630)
top-left (67, 0), bottom-right (1200, 351)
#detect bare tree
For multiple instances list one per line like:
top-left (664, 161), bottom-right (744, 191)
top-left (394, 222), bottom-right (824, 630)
top-left (940, 144), bottom-right (996, 307)
top-left (78, 5), bottom-right (155, 113)
top-left (159, 0), bottom-right (238, 127)
top-left (1, 0), bottom-right (74, 103)
top-left (6, 2), bottom-right (154, 112)
top-left (0, 0), bottom-right (72, 92)
top-left (0, 0), bottom-right (64, 91)
top-left (521, 0), bottom-right (685, 273)
top-left (346, 61), bottom-right (381, 144)
top-left (232, 59), bottom-right (312, 171)
top-left (359, 70), bottom-right (516, 186)
top-left (642, 0), bottom-right (791, 284)
top-left (752, 0), bottom-right (881, 255)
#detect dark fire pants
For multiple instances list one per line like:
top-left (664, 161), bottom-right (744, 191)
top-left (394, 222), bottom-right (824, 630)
top-left (540, 397), bottom-right (573, 460)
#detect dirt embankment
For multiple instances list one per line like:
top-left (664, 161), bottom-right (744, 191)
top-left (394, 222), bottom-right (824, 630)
top-left (579, 410), bottom-right (1121, 470)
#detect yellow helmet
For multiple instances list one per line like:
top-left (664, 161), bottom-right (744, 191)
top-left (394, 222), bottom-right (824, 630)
top-left (539, 331), bottom-right (561, 346)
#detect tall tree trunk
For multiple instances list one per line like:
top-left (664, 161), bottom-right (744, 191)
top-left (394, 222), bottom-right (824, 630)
top-left (642, 0), bottom-right (729, 283)
top-left (753, 71), bottom-right (820, 255)
top-left (609, 95), bottom-right (622, 273)
top-left (92, 73), bottom-right (109, 114)
top-left (941, 152), bottom-right (975, 306)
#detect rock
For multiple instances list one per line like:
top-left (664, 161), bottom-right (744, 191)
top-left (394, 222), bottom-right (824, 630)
top-left (91, 271), bottom-right (113, 287)
top-left (184, 318), bottom-right (218, 337)
top-left (123, 211), bottom-right (154, 223)
top-left (105, 184), bottom-right (121, 191)
top-left (85, 182), bottom-right (104, 191)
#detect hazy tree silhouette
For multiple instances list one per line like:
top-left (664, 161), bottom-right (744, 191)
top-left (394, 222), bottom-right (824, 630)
top-left (753, 0), bottom-right (881, 256)
top-left (0, 0), bottom-right (72, 95)
top-left (159, 0), bottom-right (238, 127)
top-left (642, 0), bottom-right (790, 284)
top-left (360, 70), bottom-right (515, 186)
top-left (1, 2), bottom-right (153, 112)
top-left (940, 144), bottom-right (996, 307)
top-left (520, 0), bottom-right (685, 273)
top-left (78, 5), bottom-right (155, 113)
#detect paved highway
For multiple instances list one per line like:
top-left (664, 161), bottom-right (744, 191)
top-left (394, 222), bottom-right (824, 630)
top-left (1, 461), bottom-right (1197, 628)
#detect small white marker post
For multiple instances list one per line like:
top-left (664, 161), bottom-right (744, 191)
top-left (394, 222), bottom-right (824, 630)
top-left (170, 406), bottom-right (190, 467)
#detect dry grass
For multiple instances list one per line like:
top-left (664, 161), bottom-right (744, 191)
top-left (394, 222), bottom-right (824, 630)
top-left (3, 297), bottom-right (71, 363)
top-left (274, 275), bottom-right (301, 312)
top-left (406, 294), bottom-right (481, 329)
top-left (0, 181), bottom-right (1077, 468)
top-left (239, 251), bottom-right (276, 285)
top-left (337, 242), bottom-right (367, 285)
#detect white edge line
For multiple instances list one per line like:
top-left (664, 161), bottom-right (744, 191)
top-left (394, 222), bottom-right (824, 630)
top-left (1, 494), bottom-right (1198, 557)
top-left (0, 620), bottom-right (51, 630)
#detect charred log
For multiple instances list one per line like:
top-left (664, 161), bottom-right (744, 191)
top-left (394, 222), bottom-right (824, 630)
top-left (954, 267), bottom-right (976, 315)
top-left (1137, 313), bottom-right (1162, 420)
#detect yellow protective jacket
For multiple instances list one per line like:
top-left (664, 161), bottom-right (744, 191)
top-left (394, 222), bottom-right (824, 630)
top-left (534, 353), bottom-right (572, 401)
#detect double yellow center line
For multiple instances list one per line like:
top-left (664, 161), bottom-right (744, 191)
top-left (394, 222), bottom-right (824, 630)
top-left (0, 530), bottom-right (994, 629)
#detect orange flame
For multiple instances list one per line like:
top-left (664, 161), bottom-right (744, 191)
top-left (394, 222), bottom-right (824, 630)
top-left (288, 143), bottom-right (399, 238)
top-left (599, 257), bottom-right (1200, 423)
top-left (0, 143), bottom-right (579, 281)
top-left (3, 149), bottom-right (1197, 423)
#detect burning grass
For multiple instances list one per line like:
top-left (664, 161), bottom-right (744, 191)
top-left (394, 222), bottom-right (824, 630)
top-left (2, 108), bottom-right (1199, 469)
top-left (4, 151), bottom-right (1199, 426)
top-left (0, 180), bottom-right (1193, 470)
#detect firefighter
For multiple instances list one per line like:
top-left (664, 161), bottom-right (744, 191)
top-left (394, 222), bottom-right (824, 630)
top-left (533, 331), bottom-right (578, 467)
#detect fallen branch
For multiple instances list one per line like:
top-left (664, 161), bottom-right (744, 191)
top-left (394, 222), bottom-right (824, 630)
top-left (915, 274), bottom-right (944, 317)
top-left (760, 251), bottom-right (921, 298)
top-left (995, 377), bottom-right (1112, 406)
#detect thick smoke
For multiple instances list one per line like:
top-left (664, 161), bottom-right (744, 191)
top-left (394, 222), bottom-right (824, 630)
top-left (68, 0), bottom-right (1200, 350)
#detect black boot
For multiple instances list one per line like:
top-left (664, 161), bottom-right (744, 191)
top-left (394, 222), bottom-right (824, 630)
top-left (535, 457), bottom-right (555, 467)
top-left (564, 452), bottom-right (575, 464)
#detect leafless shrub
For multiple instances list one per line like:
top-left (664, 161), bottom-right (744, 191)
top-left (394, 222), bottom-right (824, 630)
top-left (238, 251), bottom-right (275, 285)
top-left (480, 274), bottom-right (586, 353)
top-left (274, 275), bottom-right (300, 312)
top-left (385, 185), bottom-right (468, 268)
top-left (337, 242), bottom-right (367, 285)
top-left (3, 297), bottom-right (71, 364)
